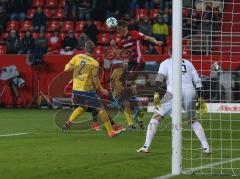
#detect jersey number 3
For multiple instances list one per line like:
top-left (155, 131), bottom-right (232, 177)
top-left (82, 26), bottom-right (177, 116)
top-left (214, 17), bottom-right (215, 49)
top-left (182, 61), bottom-right (187, 73)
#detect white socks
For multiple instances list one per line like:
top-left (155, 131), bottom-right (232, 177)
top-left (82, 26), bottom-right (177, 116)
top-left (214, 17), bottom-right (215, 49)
top-left (191, 121), bottom-right (209, 149)
top-left (144, 118), bottom-right (159, 148)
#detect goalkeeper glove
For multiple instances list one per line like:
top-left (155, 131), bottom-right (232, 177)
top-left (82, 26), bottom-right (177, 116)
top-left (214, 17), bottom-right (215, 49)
top-left (154, 92), bottom-right (161, 109)
top-left (196, 97), bottom-right (208, 116)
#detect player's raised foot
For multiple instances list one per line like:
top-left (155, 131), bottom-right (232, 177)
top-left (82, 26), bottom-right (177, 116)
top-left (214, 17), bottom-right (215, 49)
top-left (202, 148), bottom-right (211, 154)
top-left (108, 130), bottom-right (120, 138)
top-left (62, 123), bottom-right (69, 133)
top-left (137, 146), bottom-right (149, 153)
top-left (113, 124), bottom-right (126, 132)
top-left (91, 122), bottom-right (101, 132)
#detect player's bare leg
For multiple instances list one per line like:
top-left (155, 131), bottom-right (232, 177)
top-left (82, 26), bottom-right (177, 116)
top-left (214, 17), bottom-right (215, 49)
top-left (137, 112), bottom-right (163, 153)
top-left (190, 119), bottom-right (211, 154)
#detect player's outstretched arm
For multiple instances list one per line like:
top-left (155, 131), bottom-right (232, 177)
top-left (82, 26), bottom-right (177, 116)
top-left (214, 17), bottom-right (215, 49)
top-left (144, 35), bottom-right (163, 46)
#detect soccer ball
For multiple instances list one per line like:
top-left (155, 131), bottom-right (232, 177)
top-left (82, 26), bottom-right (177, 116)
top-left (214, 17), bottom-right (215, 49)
top-left (106, 17), bottom-right (118, 28)
top-left (212, 62), bottom-right (221, 71)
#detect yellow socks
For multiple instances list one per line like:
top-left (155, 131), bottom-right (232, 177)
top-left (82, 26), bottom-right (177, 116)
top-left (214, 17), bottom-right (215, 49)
top-left (68, 107), bottom-right (85, 123)
top-left (99, 109), bottom-right (114, 133)
top-left (124, 107), bottom-right (133, 126)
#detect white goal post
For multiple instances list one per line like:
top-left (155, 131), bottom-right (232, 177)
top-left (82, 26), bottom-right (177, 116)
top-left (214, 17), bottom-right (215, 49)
top-left (172, 0), bottom-right (183, 175)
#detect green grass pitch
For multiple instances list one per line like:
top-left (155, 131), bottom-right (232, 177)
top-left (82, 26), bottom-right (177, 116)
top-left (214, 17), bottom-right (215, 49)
top-left (0, 109), bottom-right (239, 179)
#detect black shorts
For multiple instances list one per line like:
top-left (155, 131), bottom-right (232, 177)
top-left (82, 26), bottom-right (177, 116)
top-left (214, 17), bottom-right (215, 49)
top-left (72, 91), bottom-right (103, 109)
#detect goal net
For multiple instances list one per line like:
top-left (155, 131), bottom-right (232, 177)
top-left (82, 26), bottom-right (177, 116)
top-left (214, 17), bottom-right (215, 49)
top-left (181, 0), bottom-right (240, 176)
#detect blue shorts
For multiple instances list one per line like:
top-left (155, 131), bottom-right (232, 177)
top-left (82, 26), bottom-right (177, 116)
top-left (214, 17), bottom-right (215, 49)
top-left (72, 90), bottom-right (103, 109)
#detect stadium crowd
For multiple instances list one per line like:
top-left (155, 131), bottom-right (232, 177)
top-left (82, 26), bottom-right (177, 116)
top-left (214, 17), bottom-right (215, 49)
top-left (0, 0), bottom-right (222, 55)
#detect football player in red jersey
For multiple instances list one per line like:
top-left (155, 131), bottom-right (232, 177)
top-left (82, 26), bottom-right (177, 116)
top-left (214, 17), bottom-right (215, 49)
top-left (109, 20), bottom-right (163, 130)
top-left (110, 19), bottom-right (163, 74)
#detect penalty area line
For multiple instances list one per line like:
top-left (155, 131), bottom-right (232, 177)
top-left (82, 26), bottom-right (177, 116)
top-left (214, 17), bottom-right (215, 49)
top-left (155, 157), bottom-right (240, 179)
top-left (0, 132), bottom-right (29, 137)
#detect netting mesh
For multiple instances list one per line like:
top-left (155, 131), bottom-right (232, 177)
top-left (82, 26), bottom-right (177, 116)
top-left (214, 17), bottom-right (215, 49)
top-left (182, 0), bottom-right (240, 176)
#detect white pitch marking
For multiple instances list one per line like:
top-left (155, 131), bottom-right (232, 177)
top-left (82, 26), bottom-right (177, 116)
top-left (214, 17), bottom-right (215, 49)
top-left (155, 157), bottom-right (240, 179)
top-left (0, 133), bottom-right (29, 137)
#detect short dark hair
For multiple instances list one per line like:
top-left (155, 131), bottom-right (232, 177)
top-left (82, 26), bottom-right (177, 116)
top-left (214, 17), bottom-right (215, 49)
top-left (85, 40), bottom-right (95, 54)
top-left (118, 20), bottom-right (128, 27)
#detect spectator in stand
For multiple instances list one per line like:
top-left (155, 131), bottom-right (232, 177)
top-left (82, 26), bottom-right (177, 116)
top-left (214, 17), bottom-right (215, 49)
top-left (76, 32), bottom-right (89, 51)
top-left (32, 7), bottom-right (47, 32)
top-left (65, 0), bottom-right (77, 20)
top-left (129, 0), bottom-right (138, 17)
top-left (183, 18), bottom-right (191, 37)
top-left (152, 0), bottom-right (163, 10)
top-left (0, 6), bottom-right (8, 34)
top-left (137, 0), bottom-right (152, 9)
top-left (212, 7), bottom-right (221, 31)
top-left (92, 0), bottom-right (107, 21)
top-left (152, 16), bottom-right (168, 43)
top-left (9, 0), bottom-right (26, 21)
top-left (138, 16), bottom-right (152, 36)
top-left (60, 31), bottom-right (78, 55)
top-left (48, 30), bottom-right (62, 52)
top-left (162, 8), bottom-right (169, 24)
top-left (83, 20), bottom-right (98, 43)
top-left (191, 10), bottom-right (201, 34)
top-left (106, 0), bottom-right (129, 18)
top-left (78, 0), bottom-right (93, 20)
top-left (0, 0), bottom-right (9, 11)
top-left (34, 31), bottom-right (48, 55)
top-left (18, 30), bottom-right (34, 54)
top-left (6, 30), bottom-right (20, 54)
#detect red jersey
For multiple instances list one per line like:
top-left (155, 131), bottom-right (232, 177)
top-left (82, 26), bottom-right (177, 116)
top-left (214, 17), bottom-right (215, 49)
top-left (118, 30), bottom-right (145, 63)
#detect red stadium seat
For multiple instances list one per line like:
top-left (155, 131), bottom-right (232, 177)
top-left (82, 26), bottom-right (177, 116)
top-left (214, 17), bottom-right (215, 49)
top-left (19, 32), bottom-right (25, 39)
top-left (32, 32), bottom-right (40, 39)
top-left (47, 21), bottom-right (60, 31)
top-left (59, 0), bottom-right (65, 7)
top-left (45, 0), bottom-right (58, 8)
top-left (60, 32), bottom-right (67, 39)
top-left (111, 33), bottom-right (122, 43)
top-left (61, 21), bottom-right (74, 32)
top-left (75, 21), bottom-right (87, 32)
top-left (53, 8), bottom-right (64, 19)
top-left (32, 0), bottom-right (45, 7)
top-left (1, 32), bottom-right (9, 40)
top-left (136, 9), bottom-right (148, 19)
top-left (97, 33), bottom-right (110, 44)
top-left (101, 22), bottom-right (109, 32)
top-left (45, 32), bottom-right (53, 40)
top-left (26, 8), bottom-right (36, 19)
top-left (0, 45), bottom-right (7, 54)
top-left (93, 21), bottom-right (102, 31)
top-left (20, 21), bottom-right (32, 31)
top-left (183, 8), bottom-right (190, 17)
top-left (5, 21), bottom-right (19, 31)
top-left (149, 9), bottom-right (159, 20)
top-left (94, 46), bottom-right (105, 55)
top-left (43, 8), bottom-right (55, 18)
top-left (74, 32), bottom-right (82, 39)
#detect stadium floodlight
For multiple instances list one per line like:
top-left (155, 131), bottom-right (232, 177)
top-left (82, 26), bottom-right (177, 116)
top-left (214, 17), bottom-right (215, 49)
top-left (172, 0), bottom-right (182, 175)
